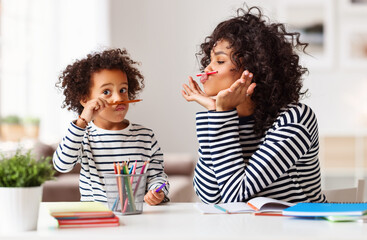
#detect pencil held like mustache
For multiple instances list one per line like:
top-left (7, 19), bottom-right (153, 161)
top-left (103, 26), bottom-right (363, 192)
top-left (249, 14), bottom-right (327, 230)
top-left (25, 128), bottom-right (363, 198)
top-left (109, 99), bottom-right (143, 105)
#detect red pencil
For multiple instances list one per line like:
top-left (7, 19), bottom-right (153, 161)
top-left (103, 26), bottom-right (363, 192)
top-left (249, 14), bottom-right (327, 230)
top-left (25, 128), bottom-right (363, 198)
top-left (196, 71), bottom-right (218, 77)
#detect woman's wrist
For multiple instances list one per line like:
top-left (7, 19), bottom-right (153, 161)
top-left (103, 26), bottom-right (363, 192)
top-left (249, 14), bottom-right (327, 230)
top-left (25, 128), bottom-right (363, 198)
top-left (216, 104), bottom-right (233, 112)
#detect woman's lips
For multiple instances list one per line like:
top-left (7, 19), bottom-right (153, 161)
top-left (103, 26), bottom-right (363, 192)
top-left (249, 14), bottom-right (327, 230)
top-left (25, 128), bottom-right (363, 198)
top-left (200, 74), bottom-right (208, 84)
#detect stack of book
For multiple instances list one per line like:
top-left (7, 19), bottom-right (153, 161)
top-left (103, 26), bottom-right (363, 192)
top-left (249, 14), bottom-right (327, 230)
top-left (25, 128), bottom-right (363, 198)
top-left (47, 202), bottom-right (119, 228)
top-left (282, 202), bottom-right (367, 222)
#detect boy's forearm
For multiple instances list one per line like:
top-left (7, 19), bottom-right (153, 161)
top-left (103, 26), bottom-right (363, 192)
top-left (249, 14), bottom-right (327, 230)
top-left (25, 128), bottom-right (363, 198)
top-left (53, 122), bottom-right (85, 172)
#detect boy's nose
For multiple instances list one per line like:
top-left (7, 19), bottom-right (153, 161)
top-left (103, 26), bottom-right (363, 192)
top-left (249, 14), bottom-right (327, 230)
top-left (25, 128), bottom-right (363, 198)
top-left (113, 94), bottom-right (127, 103)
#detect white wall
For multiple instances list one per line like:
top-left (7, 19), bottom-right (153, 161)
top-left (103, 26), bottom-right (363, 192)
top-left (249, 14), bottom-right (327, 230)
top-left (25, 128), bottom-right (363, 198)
top-left (0, 0), bottom-right (110, 143)
top-left (108, 0), bottom-right (279, 156)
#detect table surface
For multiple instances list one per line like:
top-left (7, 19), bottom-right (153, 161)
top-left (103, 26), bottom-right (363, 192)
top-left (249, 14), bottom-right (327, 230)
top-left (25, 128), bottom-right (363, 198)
top-left (1, 202), bottom-right (367, 240)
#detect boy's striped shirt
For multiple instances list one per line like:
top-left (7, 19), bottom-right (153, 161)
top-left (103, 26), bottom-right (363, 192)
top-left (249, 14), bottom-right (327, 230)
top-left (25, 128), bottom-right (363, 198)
top-left (53, 121), bottom-right (169, 202)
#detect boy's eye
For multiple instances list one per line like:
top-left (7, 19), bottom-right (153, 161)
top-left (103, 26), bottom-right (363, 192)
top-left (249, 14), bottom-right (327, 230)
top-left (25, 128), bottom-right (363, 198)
top-left (120, 88), bottom-right (127, 93)
top-left (103, 90), bottom-right (111, 95)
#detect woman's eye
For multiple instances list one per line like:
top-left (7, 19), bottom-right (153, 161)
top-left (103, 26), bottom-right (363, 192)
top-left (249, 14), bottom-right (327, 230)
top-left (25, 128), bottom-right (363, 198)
top-left (217, 61), bottom-right (225, 64)
top-left (103, 90), bottom-right (111, 95)
top-left (120, 88), bottom-right (127, 93)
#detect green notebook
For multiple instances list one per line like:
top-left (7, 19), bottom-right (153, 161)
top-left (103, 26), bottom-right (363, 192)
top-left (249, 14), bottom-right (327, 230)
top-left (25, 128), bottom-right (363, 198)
top-left (282, 203), bottom-right (367, 217)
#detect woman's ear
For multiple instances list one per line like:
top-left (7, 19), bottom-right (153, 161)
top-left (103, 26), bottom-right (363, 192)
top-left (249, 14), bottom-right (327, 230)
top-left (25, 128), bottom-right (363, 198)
top-left (80, 97), bottom-right (88, 107)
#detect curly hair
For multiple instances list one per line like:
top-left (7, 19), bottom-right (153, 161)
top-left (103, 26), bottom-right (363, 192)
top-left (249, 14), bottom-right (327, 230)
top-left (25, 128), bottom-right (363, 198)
top-left (198, 6), bottom-right (309, 136)
top-left (56, 48), bottom-right (144, 115)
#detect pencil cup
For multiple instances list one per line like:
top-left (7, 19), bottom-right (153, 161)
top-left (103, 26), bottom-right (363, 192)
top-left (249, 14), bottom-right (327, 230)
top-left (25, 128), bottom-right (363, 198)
top-left (104, 173), bottom-right (147, 215)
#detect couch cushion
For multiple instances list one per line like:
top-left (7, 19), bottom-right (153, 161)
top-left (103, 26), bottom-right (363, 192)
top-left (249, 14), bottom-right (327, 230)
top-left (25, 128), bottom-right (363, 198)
top-left (168, 175), bottom-right (199, 202)
top-left (164, 153), bottom-right (195, 176)
top-left (42, 175), bottom-right (80, 202)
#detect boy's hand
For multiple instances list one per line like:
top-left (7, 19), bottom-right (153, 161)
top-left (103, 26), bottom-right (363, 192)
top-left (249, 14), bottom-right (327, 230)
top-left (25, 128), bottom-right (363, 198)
top-left (76, 97), bottom-right (108, 128)
top-left (144, 189), bottom-right (165, 206)
top-left (182, 77), bottom-right (216, 111)
top-left (216, 70), bottom-right (256, 111)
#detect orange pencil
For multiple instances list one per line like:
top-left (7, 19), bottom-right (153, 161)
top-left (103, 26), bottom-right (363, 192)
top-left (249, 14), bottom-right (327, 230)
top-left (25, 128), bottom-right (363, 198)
top-left (116, 162), bottom-right (124, 212)
top-left (109, 99), bottom-right (142, 105)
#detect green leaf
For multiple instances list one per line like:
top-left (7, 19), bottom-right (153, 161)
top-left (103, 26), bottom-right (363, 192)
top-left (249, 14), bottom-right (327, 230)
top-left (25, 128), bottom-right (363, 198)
top-left (0, 149), bottom-right (55, 187)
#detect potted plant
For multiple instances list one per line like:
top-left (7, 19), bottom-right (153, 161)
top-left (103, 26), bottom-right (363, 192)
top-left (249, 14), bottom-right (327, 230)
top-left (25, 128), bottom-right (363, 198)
top-left (22, 116), bottom-right (41, 139)
top-left (0, 115), bottom-right (24, 141)
top-left (0, 150), bottom-right (55, 232)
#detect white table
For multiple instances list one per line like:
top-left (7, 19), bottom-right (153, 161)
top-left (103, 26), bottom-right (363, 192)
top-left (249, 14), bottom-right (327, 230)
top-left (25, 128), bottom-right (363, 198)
top-left (1, 202), bottom-right (367, 240)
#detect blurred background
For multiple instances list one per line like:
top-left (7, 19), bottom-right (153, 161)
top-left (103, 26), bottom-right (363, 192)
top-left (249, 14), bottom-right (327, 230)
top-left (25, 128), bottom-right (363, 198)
top-left (0, 0), bottom-right (366, 198)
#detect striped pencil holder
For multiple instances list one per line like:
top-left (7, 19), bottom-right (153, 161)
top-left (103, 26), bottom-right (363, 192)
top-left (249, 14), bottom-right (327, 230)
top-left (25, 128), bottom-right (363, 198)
top-left (104, 173), bottom-right (147, 215)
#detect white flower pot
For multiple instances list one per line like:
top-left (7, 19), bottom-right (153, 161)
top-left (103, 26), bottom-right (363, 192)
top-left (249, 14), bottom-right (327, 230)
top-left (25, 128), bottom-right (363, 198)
top-left (0, 186), bottom-right (43, 232)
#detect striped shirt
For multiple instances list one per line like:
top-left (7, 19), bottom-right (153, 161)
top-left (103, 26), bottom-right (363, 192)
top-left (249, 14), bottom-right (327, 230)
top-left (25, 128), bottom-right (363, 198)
top-left (194, 103), bottom-right (326, 204)
top-left (53, 120), bottom-right (169, 203)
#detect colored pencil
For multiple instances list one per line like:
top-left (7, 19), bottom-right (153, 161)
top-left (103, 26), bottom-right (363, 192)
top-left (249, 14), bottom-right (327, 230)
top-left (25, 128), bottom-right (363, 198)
top-left (111, 163), bottom-right (119, 211)
top-left (122, 163), bottom-right (136, 212)
top-left (116, 162), bottom-right (124, 212)
top-left (155, 182), bottom-right (167, 193)
top-left (144, 161), bottom-right (149, 174)
top-left (133, 161), bottom-right (147, 197)
top-left (214, 204), bottom-right (230, 214)
top-left (109, 99), bottom-right (142, 105)
top-left (123, 161), bottom-right (138, 212)
top-left (196, 71), bottom-right (218, 77)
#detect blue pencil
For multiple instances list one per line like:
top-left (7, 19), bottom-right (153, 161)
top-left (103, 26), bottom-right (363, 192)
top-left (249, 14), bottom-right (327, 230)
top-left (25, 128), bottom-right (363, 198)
top-left (214, 204), bottom-right (230, 214)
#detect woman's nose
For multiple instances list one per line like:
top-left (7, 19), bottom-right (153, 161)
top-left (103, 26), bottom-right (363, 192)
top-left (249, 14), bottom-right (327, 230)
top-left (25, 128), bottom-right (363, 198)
top-left (204, 64), bottom-right (213, 73)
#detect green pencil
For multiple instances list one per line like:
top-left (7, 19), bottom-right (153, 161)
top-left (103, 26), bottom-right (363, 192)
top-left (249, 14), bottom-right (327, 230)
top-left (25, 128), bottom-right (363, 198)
top-left (122, 163), bottom-right (136, 212)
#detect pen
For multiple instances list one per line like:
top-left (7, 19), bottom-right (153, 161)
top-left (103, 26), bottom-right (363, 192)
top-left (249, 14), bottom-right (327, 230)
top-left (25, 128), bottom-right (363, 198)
top-left (214, 204), bottom-right (230, 214)
top-left (155, 182), bottom-right (167, 193)
top-left (196, 71), bottom-right (218, 77)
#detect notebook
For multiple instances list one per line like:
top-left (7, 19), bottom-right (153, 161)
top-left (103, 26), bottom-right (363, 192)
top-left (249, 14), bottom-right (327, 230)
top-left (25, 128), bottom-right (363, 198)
top-left (47, 202), bottom-right (119, 228)
top-left (282, 203), bottom-right (367, 217)
top-left (195, 197), bottom-right (294, 214)
top-left (324, 215), bottom-right (367, 223)
top-left (48, 202), bottom-right (114, 219)
top-left (57, 216), bottom-right (120, 228)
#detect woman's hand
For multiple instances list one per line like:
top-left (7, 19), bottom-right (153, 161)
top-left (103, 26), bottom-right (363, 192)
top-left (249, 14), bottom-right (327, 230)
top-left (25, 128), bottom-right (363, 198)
top-left (144, 189), bottom-right (165, 206)
top-left (216, 70), bottom-right (256, 111)
top-left (181, 77), bottom-right (216, 111)
top-left (76, 97), bottom-right (108, 128)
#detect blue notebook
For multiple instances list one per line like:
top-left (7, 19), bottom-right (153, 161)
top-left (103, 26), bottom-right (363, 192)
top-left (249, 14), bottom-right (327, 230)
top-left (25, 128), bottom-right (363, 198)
top-left (282, 203), bottom-right (367, 217)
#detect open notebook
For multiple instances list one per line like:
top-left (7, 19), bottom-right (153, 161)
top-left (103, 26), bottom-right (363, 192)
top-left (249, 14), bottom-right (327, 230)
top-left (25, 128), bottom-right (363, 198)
top-left (195, 197), bottom-right (294, 214)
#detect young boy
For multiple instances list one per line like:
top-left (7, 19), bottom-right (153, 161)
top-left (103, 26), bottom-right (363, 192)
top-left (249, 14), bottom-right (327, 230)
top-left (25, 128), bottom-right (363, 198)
top-left (54, 48), bottom-right (169, 205)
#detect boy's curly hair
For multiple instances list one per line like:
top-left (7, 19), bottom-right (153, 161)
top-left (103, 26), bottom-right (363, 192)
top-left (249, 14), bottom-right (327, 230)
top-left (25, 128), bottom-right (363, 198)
top-left (198, 6), bottom-right (308, 136)
top-left (56, 48), bottom-right (144, 115)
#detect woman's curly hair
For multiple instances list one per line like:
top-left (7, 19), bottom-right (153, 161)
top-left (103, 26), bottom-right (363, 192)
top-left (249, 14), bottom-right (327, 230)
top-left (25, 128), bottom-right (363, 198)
top-left (56, 48), bottom-right (144, 115)
top-left (198, 6), bottom-right (308, 136)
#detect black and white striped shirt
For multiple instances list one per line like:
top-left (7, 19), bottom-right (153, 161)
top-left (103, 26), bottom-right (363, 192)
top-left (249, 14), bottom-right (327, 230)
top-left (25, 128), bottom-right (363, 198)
top-left (194, 103), bottom-right (326, 204)
top-left (53, 120), bottom-right (169, 202)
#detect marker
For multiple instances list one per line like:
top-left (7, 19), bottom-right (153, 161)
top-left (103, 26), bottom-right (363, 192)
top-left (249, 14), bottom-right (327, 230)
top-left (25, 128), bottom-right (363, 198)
top-left (196, 71), bottom-right (218, 77)
top-left (155, 182), bottom-right (167, 193)
top-left (214, 204), bottom-right (230, 214)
